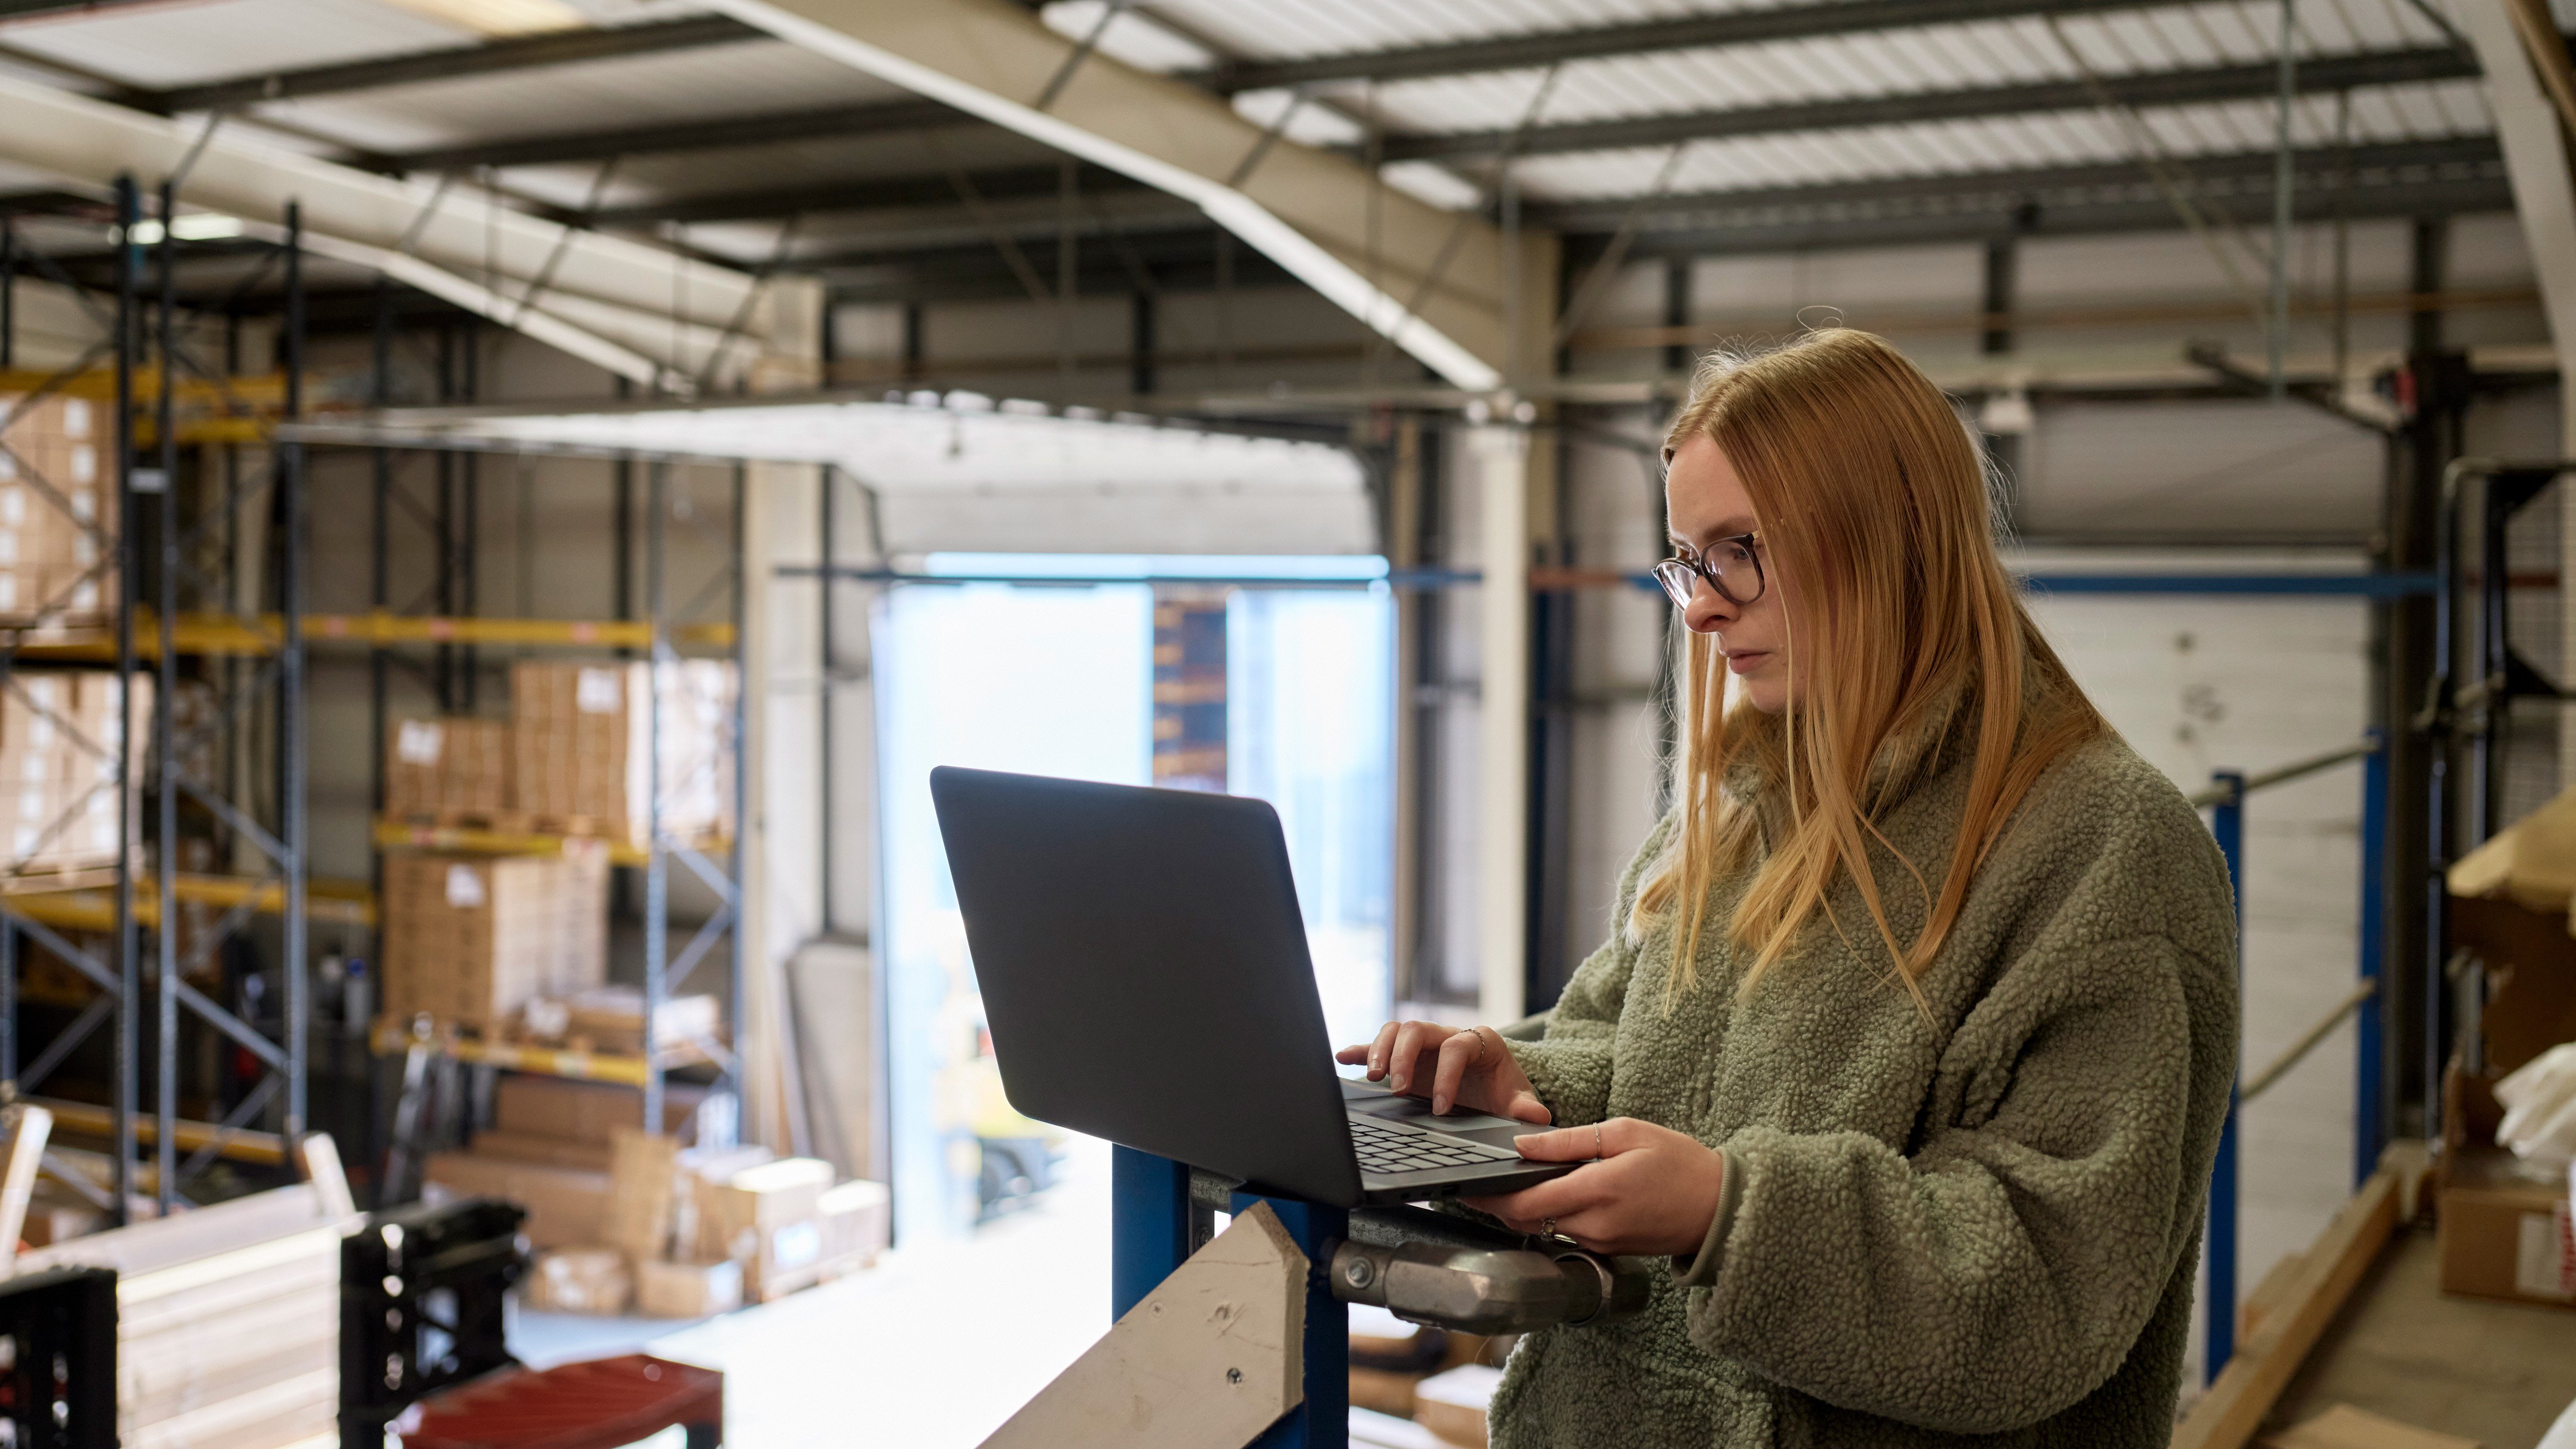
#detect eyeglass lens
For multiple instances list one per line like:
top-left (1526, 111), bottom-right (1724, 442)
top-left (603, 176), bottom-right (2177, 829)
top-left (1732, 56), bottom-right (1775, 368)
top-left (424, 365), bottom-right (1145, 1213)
top-left (1654, 538), bottom-right (1761, 609)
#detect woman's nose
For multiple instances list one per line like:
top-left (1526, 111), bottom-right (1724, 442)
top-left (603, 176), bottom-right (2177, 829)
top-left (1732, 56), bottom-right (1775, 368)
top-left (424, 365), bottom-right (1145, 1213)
top-left (1684, 576), bottom-right (1734, 634)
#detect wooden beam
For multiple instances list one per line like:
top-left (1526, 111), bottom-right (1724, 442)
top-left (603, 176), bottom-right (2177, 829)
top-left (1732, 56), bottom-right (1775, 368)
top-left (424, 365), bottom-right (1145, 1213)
top-left (2170, 1169), bottom-right (2401, 1449)
top-left (0, 1105), bottom-right (52, 1270)
top-left (980, 1200), bottom-right (1307, 1447)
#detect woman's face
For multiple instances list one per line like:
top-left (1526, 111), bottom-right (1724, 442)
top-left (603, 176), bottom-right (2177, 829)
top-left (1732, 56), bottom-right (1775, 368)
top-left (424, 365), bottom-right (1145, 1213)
top-left (1665, 435), bottom-right (1796, 714)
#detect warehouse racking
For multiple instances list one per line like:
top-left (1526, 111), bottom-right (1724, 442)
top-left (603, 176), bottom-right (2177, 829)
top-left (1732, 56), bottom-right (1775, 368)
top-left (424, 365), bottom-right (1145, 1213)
top-left (0, 175), bottom-right (312, 1221)
top-left (0, 172), bottom-right (749, 1222)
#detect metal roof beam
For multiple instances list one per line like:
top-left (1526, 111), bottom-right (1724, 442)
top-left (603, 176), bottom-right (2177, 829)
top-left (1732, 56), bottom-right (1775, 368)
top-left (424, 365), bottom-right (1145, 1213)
top-left (1200, 0), bottom-right (2182, 94)
top-left (585, 162), bottom-right (1155, 225)
top-left (802, 137), bottom-right (2506, 300)
top-left (719, 0), bottom-right (1543, 392)
top-left (1530, 136), bottom-right (2504, 235)
top-left (1383, 45), bottom-right (2478, 161)
top-left (373, 95), bottom-right (960, 173)
top-left (146, 15), bottom-right (762, 115)
top-left (0, 69), bottom-right (756, 388)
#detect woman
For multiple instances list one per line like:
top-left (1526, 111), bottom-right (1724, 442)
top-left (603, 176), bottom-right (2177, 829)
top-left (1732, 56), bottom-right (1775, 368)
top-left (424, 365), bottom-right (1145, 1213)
top-left (1343, 330), bottom-right (2237, 1446)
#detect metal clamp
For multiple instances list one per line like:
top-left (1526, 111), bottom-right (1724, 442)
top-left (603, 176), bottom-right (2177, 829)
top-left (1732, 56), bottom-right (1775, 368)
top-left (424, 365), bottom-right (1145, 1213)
top-left (1325, 1203), bottom-right (1652, 1334)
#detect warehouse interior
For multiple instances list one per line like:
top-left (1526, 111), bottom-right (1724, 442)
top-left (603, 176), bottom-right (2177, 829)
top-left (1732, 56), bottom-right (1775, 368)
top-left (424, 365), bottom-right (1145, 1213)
top-left (0, 0), bottom-right (2568, 1443)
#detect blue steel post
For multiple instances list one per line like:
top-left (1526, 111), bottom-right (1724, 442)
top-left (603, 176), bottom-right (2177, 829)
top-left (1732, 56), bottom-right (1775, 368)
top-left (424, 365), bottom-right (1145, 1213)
top-left (2356, 735), bottom-right (2389, 1189)
top-left (2206, 769), bottom-right (2245, 1381)
top-left (1110, 1145), bottom-right (1191, 1318)
top-left (1111, 1146), bottom-right (1349, 1447)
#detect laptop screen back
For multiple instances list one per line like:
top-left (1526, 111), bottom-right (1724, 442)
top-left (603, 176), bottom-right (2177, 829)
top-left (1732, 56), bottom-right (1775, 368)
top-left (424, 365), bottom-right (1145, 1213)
top-left (929, 766), bottom-right (1365, 1207)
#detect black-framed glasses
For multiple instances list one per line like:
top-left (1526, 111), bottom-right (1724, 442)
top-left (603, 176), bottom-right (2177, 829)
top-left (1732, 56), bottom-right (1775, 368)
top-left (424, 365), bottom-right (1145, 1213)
top-left (1651, 533), bottom-right (1765, 610)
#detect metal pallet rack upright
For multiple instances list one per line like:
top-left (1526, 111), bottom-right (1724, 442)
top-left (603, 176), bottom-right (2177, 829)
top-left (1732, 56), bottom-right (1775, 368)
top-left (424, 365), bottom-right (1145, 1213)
top-left (0, 174), bottom-right (311, 1220)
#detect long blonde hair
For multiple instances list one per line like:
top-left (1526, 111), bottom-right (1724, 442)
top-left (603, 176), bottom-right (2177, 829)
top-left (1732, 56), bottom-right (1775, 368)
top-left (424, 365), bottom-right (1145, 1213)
top-left (1638, 329), bottom-right (2103, 1006)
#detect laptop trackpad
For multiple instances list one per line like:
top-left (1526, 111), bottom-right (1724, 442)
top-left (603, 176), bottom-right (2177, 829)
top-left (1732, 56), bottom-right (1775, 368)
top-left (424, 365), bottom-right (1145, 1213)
top-left (1342, 1078), bottom-right (1548, 1151)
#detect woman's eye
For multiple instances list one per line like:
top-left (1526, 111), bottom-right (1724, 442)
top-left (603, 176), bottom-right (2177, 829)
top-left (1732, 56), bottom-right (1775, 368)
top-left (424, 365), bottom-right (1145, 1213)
top-left (1716, 543), bottom-right (1754, 566)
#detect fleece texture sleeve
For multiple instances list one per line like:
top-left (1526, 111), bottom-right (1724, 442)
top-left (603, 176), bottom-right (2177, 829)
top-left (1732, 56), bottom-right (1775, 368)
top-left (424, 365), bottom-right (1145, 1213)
top-left (1677, 932), bottom-right (2218, 1434)
top-left (1503, 814), bottom-right (1672, 1129)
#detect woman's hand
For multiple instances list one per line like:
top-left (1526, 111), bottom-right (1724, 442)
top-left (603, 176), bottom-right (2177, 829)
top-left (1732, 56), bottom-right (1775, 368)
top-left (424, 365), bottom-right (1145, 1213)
top-left (1336, 1020), bottom-right (1552, 1123)
top-left (1459, 1117), bottom-right (1727, 1258)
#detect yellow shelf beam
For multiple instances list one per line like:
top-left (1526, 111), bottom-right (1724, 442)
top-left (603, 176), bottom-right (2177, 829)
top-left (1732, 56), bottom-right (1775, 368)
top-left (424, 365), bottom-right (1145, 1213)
top-left (0, 366), bottom-right (295, 407)
top-left (373, 815), bottom-right (725, 870)
top-left (7, 610), bottom-right (735, 661)
top-left (3, 873), bottom-right (375, 931)
top-left (31, 1095), bottom-right (288, 1167)
top-left (369, 1020), bottom-right (698, 1088)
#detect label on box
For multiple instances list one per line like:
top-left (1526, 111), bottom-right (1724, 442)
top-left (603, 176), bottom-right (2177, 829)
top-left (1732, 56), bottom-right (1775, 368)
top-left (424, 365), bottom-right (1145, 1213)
top-left (576, 668), bottom-right (621, 714)
top-left (68, 490), bottom-right (93, 522)
top-left (0, 456), bottom-right (14, 483)
top-left (444, 863), bottom-right (486, 908)
top-left (396, 720), bottom-right (445, 766)
top-left (2514, 1206), bottom-right (2575, 1301)
top-left (771, 1220), bottom-right (821, 1270)
top-left (59, 400), bottom-right (88, 440)
top-left (0, 486), bottom-right (19, 522)
top-left (65, 446), bottom-right (93, 486)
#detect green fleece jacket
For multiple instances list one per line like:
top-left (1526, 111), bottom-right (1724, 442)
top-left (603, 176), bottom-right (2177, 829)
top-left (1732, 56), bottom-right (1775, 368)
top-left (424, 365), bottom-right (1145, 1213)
top-left (1495, 696), bottom-right (2238, 1447)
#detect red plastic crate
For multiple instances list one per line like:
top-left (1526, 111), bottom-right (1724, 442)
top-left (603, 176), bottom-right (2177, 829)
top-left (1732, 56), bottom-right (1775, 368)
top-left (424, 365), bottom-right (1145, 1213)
top-left (398, 1354), bottom-right (722, 1448)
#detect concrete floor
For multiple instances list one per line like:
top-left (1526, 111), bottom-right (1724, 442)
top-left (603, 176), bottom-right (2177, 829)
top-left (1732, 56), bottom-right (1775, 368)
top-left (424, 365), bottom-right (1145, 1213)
top-left (510, 1137), bottom-right (1114, 1447)
top-left (2276, 1225), bottom-right (2576, 1447)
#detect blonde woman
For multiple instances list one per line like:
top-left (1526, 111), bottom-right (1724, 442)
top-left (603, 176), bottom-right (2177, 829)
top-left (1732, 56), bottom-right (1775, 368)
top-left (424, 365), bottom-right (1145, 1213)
top-left (1343, 330), bottom-right (2237, 1445)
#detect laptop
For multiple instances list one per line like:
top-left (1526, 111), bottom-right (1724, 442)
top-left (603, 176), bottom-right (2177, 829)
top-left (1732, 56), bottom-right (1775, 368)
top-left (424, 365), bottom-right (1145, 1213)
top-left (930, 766), bottom-right (1573, 1208)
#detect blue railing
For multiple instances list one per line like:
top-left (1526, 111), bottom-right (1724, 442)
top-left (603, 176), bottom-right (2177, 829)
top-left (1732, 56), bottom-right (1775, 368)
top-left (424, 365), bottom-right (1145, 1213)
top-left (2194, 732), bottom-right (2389, 1378)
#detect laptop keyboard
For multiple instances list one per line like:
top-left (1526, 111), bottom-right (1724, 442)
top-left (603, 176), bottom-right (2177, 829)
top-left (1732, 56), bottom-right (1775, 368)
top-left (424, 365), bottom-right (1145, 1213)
top-left (1349, 1115), bottom-right (1519, 1175)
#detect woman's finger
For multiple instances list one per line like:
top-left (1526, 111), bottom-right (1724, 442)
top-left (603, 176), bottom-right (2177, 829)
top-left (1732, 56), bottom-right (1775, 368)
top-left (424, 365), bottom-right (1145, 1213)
top-left (1386, 1021), bottom-right (1435, 1093)
top-left (1431, 1029), bottom-right (1485, 1114)
top-left (1504, 1091), bottom-right (1552, 1126)
top-left (1364, 1020), bottom-right (1401, 1078)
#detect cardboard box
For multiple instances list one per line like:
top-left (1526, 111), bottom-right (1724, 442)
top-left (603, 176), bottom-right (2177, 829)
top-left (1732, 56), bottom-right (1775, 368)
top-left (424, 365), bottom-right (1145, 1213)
top-left (385, 717), bottom-right (512, 817)
top-left (493, 1075), bottom-right (705, 1146)
top-left (509, 660), bottom-right (736, 842)
top-left (379, 851), bottom-right (608, 1028)
top-left (635, 1257), bottom-right (743, 1319)
top-left (525, 1247), bottom-right (632, 1315)
top-left (462, 1128), bottom-right (612, 1174)
top-left (2437, 1066), bottom-right (2574, 1308)
top-left (422, 1151), bottom-right (611, 1249)
top-left (1415, 1364), bottom-right (1502, 1449)
top-left (817, 1179), bottom-right (889, 1273)
top-left (699, 1157), bottom-right (832, 1300)
top-left (605, 1128), bottom-right (681, 1261)
top-left (558, 987), bottom-right (721, 1055)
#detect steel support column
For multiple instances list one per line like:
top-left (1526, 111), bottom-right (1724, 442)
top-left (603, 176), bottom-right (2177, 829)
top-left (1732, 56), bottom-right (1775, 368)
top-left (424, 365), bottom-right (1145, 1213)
top-left (2205, 768), bottom-right (2246, 1379)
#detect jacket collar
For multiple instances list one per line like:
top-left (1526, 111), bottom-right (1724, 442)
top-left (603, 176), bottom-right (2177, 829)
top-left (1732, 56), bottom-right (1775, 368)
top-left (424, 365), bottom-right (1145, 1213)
top-left (1717, 675), bottom-right (1977, 835)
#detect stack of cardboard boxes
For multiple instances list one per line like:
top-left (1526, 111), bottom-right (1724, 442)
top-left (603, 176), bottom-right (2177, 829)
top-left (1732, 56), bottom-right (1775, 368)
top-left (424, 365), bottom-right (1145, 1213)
top-left (0, 669), bottom-right (142, 872)
top-left (423, 1075), bottom-right (703, 1248)
top-left (484, 1097), bottom-right (888, 1319)
top-left (0, 394), bottom-right (115, 629)
top-left (383, 716), bottom-right (511, 816)
top-left (378, 849), bottom-right (609, 1031)
top-left (510, 660), bottom-right (734, 844)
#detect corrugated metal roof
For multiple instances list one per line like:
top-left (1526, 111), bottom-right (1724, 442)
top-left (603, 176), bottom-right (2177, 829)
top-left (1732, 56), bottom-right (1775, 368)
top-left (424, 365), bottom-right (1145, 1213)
top-left (262, 36), bottom-right (916, 154)
top-left (0, 0), bottom-right (476, 87)
top-left (1305, 0), bottom-right (2456, 142)
top-left (1505, 78), bottom-right (2488, 201)
top-left (1142, 0), bottom-right (1755, 64)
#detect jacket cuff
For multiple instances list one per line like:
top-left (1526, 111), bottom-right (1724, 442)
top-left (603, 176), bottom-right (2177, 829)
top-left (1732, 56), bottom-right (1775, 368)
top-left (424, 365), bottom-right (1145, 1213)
top-left (1669, 1148), bottom-right (1743, 1288)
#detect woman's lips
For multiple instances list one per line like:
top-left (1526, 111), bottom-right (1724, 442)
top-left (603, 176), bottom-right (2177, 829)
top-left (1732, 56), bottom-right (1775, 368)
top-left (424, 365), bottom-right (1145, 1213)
top-left (1724, 650), bottom-right (1768, 675)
